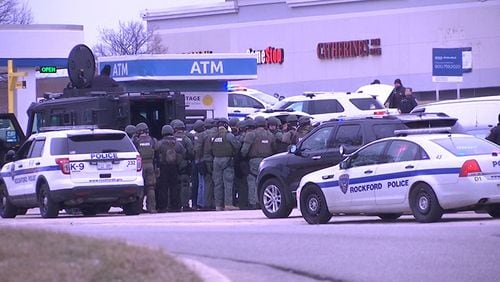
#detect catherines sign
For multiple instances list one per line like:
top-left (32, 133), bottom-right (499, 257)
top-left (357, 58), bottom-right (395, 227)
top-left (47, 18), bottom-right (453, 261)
top-left (317, 38), bottom-right (382, 60)
top-left (247, 47), bottom-right (284, 65)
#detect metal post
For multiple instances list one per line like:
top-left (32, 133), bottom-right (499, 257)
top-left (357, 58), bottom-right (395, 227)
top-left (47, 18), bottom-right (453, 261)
top-left (435, 84), bottom-right (440, 102)
top-left (457, 84), bottom-right (461, 99)
top-left (7, 60), bottom-right (14, 113)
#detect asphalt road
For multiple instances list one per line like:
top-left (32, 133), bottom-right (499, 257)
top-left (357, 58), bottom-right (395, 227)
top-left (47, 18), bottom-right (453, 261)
top-left (1, 209), bottom-right (499, 282)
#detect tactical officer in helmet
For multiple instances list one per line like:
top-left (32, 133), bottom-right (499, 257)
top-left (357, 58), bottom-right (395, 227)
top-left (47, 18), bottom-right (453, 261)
top-left (282, 115), bottom-right (299, 145)
top-left (133, 122), bottom-right (158, 213)
top-left (201, 118), bottom-right (218, 210)
top-left (125, 125), bottom-right (137, 140)
top-left (156, 125), bottom-right (186, 212)
top-left (228, 117), bottom-right (240, 135)
top-left (241, 116), bottom-right (275, 209)
top-left (171, 119), bottom-right (194, 211)
top-left (192, 120), bottom-right (206, 209)
top-left (267, 116), bottom-right (286, 153)
top-left (210, 118), bottom-right (241, 211)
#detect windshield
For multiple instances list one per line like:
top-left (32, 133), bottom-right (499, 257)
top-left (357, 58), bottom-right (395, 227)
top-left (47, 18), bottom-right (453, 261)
top-left (50, 133), bottom-right (136, 155)
top-left (349, 98), bottom-right (384, 110)
top-left (250, 92), bottom-right (278, 106)
top-left (432, 137), bottom-right (499, 156)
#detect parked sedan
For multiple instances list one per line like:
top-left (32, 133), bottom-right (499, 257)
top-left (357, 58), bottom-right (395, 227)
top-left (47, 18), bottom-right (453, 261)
top-left (297, 131), bottom-right (500, 224)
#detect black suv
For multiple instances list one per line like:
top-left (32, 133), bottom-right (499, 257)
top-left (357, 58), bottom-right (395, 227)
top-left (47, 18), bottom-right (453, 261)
top-left (257, 113), bottom-right (459, 218)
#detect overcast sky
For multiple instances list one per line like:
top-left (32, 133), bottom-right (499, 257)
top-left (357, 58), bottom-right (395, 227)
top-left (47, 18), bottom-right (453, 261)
top-left (23, 0), bottom-right (224, 47)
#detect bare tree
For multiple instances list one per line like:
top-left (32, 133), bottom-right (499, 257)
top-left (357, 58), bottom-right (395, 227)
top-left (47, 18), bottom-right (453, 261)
top-left (0, 0), bottom-right (33, 24)
top-left (93, 21), bottom-right (167, 57)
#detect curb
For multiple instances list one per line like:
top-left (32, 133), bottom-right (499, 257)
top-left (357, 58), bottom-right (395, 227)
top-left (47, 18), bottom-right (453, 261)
top-left (181, 258), bottom-right (232, 282)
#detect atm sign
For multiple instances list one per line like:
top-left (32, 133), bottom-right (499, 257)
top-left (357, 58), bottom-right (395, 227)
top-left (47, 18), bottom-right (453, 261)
top-left (40, 66), bottom-right (57, 73)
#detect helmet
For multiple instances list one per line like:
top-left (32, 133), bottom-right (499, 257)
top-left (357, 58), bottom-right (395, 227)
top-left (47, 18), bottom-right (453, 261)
top-left (193, 120), bottom-right (205, 132)
top-left (172, 120), bottom-right (186, 130)
top-left (229, 117), bottom-right (239, 127)
top-left (286, 115), bottom-right (298, 123)
top-left (204, 118), bottom-right (216, 128)
top-left (217, 117), bottom-right (229, 126)
top-left (298, 116), bottom-right (311, 126)
top-left (267, 116), bottom-right (281, 127)
top-left (124, 125), bottom-right (136, 137)
top-left (170, 119), bottom-right (181, 127)
top-left (245, 118), bottom-right (255, 129)
top-left (254, 116), bottom-right (266, 127)
top-left (161, 125), bottom-right (174, 136)
top-left (136, 122), bottom-right (149, 134)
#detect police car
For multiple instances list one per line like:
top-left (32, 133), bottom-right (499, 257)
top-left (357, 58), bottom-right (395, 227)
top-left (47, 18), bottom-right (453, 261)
top-left (228, 87), bottom-right (278, 119)
top-left (296, 129), bottom-right (500, 224)
top-left (0, 128), bottom-right (144, 218)
top-left (270, 91), bottom-right (386, 123)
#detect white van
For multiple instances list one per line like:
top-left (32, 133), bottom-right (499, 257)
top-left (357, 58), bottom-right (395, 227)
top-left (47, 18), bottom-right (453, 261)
top-left (410, 96), bottom-right (500, 138)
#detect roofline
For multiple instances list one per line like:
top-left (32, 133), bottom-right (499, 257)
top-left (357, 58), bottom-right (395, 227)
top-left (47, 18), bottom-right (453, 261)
top-left (0, 24), bottom-right (83, 31)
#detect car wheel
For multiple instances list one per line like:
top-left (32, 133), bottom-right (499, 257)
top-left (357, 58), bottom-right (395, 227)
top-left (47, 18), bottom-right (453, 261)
top-left (378, 214), bottom-right (402, 222)
top-left (123, 199), bottom-right (141, 216)
top-left (80, 207), bottom-right (98, 216)
top-left (260, 178), bottom-right (293, 219)
top-left (299, 184), bottom-right (332, 224)
top-left (38, 183), bottom-right (60, 218)
top-left (0, 183), bottom-right (18, 218)
top-left (410, 183), bottom-right (443, 223)
top-left (486, 204), bottom-right (500, 218)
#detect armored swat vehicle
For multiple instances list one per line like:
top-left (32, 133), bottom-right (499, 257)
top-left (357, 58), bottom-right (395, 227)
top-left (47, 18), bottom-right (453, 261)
top-left (26, 44), bottom-right (185, 139)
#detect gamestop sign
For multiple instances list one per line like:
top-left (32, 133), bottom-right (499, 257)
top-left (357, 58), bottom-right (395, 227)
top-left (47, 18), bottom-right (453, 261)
top-left (247, 47), bottom-right (284, 65)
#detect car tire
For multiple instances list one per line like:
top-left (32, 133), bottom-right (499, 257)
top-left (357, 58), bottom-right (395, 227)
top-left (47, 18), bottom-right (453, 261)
top-left (81, 207), bottom-right (98, 216)
top-left (299, 184), bottom-right (332, 224)
top-left (38, 183), bottom-right (60, 218)
top-left (378, 214), bottom-right (402, 222)
top-left (260, 178), bottom-right (293, 219)
top-left (123, 199), bottom-right (141, 216)
top-left (486, 204), bottom-right (500, 218)
top-left (0, 183), bottom-right (18, 218)
top-left (410, 183), bottom-right (443, 223)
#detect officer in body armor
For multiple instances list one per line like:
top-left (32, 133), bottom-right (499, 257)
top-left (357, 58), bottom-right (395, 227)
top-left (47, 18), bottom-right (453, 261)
top-left (171, 120), bottom-right (194, 211)
top-left (210, 118), bottom-right (241, 211)
top-left (133, 122), bottom-right (158, 213)
top-left (125, 125), bottom-right (137, 141)
top-left (241, 116), bottom-right (275, 209)
top-left (281, 115), bottom-right (299, 145)
top-left (268, 116), bottom-right (286, 153)
top-left (156, 125), bottom-right (186, 212)
top-left (201, 118), bottom-right (218, 209)
top-left (233, 119), bottom-right (251, 208)
top-left (294, 116), bottom-right (313, 143)
top-left (192, 120), bottom-right (206, 209)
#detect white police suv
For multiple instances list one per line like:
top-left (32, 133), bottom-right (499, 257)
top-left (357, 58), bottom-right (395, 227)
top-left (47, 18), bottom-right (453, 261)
top-left (296, 130), bottom-right (500, 224)
top-left (0, 128), bottom-right (144, 218)
top-left (271, 92), bottom-right (386, 123)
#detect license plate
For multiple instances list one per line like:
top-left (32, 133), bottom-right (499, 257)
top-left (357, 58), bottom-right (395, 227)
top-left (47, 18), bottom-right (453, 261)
top-left (97, 162), bottom-right (113, 170)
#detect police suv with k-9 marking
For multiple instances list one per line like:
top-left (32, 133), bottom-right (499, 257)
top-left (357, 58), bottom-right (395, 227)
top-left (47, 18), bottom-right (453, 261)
top-left (0, 128), bottom-right (144, 218)
top-left (296, 129), bottom-right (500, 224)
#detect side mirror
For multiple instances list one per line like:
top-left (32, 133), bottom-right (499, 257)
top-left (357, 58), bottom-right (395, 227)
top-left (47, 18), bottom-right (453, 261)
top-left (5, 150), bottom-right (16, 163)
top-left (339, 145), bottom-right (345, 156)
top-left (339, 159), bottom-right (349, 170)
top-left (288, 145), bottom-right (297, 154)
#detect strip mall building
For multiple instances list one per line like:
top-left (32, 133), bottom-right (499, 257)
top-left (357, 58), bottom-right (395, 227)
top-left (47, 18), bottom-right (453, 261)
top-left (143, 0), bottom-right (500, 100)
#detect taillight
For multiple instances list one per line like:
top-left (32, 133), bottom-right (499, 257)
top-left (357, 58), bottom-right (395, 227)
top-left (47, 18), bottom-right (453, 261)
top-left (373, 110), bottom-right (387, 115)
top-left (136, 155), bottom-right (142, 172)
top-left (459, 159), bottom-right (482, 177)
top-left (55, 158), bottom-right (70, 175)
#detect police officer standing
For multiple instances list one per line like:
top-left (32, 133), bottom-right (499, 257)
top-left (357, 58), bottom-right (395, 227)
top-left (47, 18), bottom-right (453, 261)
top-left (125, 124), bottom-right (137, 140)
top-left (281, 115), bottom-right (299, 145)
top-left (295, 116), bottom-right (313, 143)
top-left (201, 118), bottom-right (218, 210)
top-left (134, 122), bottom-right (158, 213)
top-left (241, 116), bottom-right (275, 209)
top-left (171, 120), bottom-right (194, 211)
top-left (156, 125), bottom-right (186, 212)
top-left (268, 117), bottom-right (285, 153)
top-left (192, 120), bottom-right (206, 209)
top-left (210, 118), bottom-right (241, 211)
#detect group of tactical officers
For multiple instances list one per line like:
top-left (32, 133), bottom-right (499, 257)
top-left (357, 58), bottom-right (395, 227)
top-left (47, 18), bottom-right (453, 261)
top-left (124, 114), bottom-right (313, 213)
